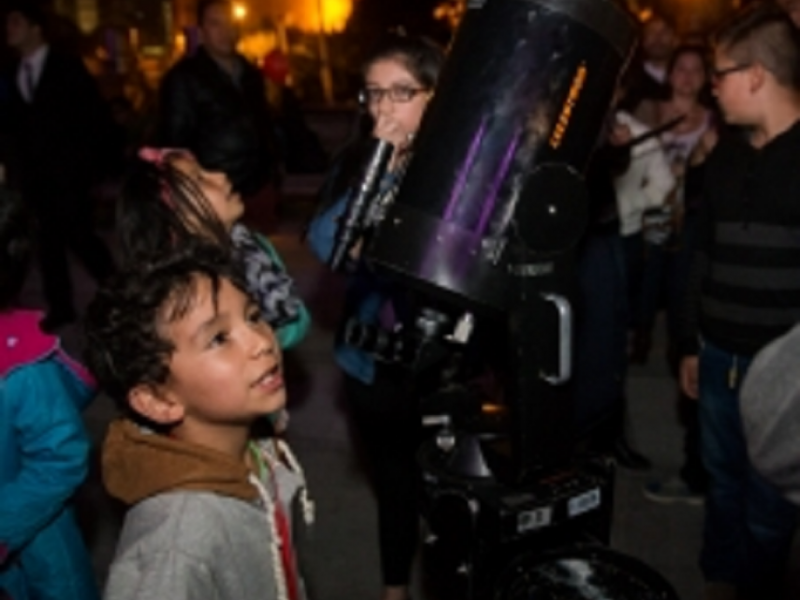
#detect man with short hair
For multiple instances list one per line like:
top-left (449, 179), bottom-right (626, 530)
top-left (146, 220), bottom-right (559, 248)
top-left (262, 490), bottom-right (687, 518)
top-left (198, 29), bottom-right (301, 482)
top-left (158, 0), bottom-right (281, 231)
top-left (678, 6), bottom-right (800, 600)
top-left (620, 14), bottom-right (678, 114)
top-left (4, 0), bottom-right (116, 331)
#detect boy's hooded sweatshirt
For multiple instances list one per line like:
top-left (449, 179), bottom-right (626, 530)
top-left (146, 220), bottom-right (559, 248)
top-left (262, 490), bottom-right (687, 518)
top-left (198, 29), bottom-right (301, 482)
top-left (102, 419), bottom-right (312, 600)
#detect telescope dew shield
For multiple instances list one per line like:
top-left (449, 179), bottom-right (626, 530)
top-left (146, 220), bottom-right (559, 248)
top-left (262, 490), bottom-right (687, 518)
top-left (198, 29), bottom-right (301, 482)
top-left (366, 0), bottom-right (637, 312)
top-left (329, 138), bottom-right (394, 272)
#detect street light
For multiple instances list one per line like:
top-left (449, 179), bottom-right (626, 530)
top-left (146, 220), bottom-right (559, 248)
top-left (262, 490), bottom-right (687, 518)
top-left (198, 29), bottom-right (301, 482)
top-left (233, 3), bottom-right (247, 21)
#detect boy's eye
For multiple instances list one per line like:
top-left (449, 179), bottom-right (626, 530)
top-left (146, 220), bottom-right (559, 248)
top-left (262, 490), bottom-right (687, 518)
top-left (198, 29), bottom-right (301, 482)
top-left (209, 331), bottom-right (229, 347)
top-left (247, 308), bottom-right (263, 324)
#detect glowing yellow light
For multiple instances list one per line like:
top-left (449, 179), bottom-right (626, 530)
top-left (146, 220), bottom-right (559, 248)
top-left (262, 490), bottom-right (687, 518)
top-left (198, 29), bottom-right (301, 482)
top-left (237, 30), bottom-right (279, 63)
top-left (288, 0), bottom-right (352, 33)
top-left (233, 3), bottom-right (247, 20)
top-left (318, 0), bottom-right (351, 32)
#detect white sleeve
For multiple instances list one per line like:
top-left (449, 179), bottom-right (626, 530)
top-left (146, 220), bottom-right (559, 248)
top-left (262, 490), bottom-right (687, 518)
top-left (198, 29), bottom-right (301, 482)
top-left (638, 140), bottom-right (676, 211)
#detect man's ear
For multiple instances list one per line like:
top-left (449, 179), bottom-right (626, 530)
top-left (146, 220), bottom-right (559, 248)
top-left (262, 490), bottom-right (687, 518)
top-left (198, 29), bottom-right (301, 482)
top-left (128, 384), bottom-right (185, 425)
top-left (749, 63), bottom-right (767, 94)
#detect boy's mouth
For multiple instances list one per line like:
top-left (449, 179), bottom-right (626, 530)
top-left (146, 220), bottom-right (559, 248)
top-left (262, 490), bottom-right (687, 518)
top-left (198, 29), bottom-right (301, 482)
top-left (252, 364), bottom-right (283, 392)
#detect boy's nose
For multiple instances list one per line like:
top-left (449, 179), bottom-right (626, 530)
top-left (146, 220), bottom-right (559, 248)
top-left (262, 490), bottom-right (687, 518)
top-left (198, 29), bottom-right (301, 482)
top-left (249, 324), bottom-right (276, 357)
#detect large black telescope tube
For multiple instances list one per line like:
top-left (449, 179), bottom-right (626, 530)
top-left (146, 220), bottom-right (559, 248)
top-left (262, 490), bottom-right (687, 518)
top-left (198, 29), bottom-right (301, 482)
top-left (366, 0), bottom-right (637, 312)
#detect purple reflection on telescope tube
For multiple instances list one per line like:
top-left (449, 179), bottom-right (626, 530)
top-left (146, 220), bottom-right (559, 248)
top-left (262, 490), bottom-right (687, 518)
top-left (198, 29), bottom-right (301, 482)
top-left (443, 117), bottom-right (487, 222)
top-left (475, 128), bottom-right (521, 238)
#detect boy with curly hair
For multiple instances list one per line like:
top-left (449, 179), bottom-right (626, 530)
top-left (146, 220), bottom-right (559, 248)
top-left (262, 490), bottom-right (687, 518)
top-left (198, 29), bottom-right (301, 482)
top-left (84, 244), bottom-right (313, 600)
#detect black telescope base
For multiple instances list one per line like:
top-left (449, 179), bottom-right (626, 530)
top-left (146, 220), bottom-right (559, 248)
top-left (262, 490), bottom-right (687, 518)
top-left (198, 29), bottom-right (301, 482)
top-left (418, 439), bottom-right (680, 600)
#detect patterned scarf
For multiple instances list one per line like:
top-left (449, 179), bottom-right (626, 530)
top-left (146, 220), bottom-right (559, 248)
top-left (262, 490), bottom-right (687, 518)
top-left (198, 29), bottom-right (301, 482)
top-left (231, 223), bottom-right (302, 328)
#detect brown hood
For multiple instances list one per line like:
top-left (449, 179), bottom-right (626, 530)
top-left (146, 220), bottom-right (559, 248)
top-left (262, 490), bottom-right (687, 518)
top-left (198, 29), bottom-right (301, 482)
top-left (102, 419), bottom-right (259, 506)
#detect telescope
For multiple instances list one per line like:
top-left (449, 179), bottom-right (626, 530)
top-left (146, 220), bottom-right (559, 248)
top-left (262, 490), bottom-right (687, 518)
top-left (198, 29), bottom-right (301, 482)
top-left (330, 0), bottom-right (681, 597)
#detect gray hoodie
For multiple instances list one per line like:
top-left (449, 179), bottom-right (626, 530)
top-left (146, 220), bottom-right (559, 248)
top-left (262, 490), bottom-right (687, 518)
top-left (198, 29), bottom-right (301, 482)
top-left (741, 322), bottom-right (800, 506)
top-left (102, 420), bottom-right (311, 600)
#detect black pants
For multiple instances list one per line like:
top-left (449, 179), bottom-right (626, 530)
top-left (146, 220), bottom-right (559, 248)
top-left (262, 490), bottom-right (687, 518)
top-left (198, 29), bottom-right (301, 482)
top-left (26, 185), bottom-right (115, 314)
top-left (345, 366), bottom-right (422, 587)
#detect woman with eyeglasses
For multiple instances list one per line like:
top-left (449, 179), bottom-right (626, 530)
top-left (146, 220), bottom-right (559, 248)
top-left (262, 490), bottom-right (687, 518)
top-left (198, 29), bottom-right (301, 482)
top-left (307, 34), bottom-right (444, 600)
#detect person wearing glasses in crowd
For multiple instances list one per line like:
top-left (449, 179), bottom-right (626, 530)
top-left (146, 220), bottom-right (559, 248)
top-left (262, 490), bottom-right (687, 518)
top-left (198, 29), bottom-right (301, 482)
top-left (677, 6), bottom-right (800, 600)
top-left (307, 34), bottom-right (444, 600)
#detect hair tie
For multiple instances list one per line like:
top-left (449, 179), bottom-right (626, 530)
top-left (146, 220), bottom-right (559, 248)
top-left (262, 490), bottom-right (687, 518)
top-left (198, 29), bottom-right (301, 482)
top-left (137, 147), bottom-right (187, 209)
top-left (138, 146), bottom-right (190, 166)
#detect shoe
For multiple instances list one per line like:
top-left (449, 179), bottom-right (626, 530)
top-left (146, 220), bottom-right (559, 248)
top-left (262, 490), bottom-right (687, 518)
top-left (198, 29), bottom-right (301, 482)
top-left (613, 438), bottom-right (652, 471)
top-left (40, 310), bottom-right (76, 333)
top-left (643, 477), bottom-right (704, 506)
top-left (703, 582), bottom-right (738, 600)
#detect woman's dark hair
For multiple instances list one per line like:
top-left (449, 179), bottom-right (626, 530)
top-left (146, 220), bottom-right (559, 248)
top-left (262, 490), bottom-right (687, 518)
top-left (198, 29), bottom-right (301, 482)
top-left (84, 242), bottom-right (250, 423)
top-left (117, 153), bottom-right (231, 266)
top-left (363, 33), bottom-right (446, 92)
top-left (0, 190), bottom-right (32, 311)
top-left (666, 45), bottom-right (710, 82)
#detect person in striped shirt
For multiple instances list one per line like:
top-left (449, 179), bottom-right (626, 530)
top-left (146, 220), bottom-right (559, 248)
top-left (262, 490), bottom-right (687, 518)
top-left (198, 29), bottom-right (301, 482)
top-left (678, 6), bottom-right (800, 600)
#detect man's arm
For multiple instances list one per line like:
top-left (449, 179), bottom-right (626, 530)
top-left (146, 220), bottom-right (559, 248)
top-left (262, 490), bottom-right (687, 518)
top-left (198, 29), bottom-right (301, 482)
top-left (678, 140), bottom-right (718, 398)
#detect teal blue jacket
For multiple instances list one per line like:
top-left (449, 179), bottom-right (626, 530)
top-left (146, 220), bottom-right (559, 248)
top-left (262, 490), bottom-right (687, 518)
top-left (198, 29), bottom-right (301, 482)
top-left (0, 310), bottom-right (99, 600)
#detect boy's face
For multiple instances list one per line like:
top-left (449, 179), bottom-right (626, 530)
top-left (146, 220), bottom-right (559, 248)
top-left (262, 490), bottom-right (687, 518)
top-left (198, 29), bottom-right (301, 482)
top-left (155, 276), bottom-right (284, 426)
top-left (712, 46), bottom-right (756, 125)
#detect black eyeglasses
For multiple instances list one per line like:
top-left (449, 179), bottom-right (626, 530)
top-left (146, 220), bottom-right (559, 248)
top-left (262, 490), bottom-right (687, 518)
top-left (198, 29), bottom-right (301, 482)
top-left (358, 86), bottom-right (428, 105)
top-left (711, 63), bottom-right (751, 82)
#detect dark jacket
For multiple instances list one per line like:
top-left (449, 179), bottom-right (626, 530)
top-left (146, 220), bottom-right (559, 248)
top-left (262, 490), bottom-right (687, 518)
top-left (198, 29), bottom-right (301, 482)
top-left (618, 59), bottom-right (670, 114)
top-left (679, 121), bottom-right (800, 357)
top-left (5, 47), bottom-right (114, 193)
top-left (158, 47), bottom-right (279, 196)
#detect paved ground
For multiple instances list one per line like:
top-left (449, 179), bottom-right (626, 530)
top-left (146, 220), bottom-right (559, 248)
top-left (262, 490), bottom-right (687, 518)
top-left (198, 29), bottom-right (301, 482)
top-left (17, 112), bottom-right (799, 599)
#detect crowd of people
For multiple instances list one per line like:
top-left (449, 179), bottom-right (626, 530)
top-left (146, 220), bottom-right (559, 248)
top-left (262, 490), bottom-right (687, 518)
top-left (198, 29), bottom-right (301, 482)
top-left (3, 1), bottom-right (800, 600)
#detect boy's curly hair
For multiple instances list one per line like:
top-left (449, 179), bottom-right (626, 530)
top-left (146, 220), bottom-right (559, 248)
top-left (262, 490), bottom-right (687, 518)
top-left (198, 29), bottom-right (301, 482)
top-left (84, 242), bottom-right (250, 417)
